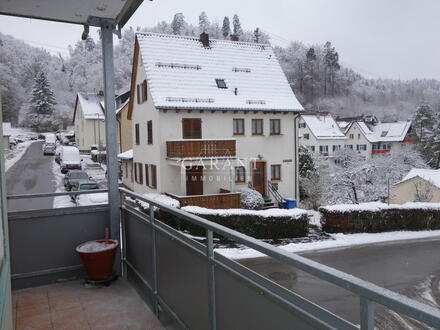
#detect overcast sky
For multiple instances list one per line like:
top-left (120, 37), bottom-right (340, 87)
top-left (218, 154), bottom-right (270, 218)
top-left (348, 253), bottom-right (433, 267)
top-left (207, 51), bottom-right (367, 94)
top-left (0, 0), bottom-right (439, 80)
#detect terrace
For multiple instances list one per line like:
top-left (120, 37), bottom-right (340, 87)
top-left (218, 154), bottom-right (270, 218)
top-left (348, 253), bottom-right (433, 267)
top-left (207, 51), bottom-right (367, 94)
top-left (0, 1), bottom-right (440, 329)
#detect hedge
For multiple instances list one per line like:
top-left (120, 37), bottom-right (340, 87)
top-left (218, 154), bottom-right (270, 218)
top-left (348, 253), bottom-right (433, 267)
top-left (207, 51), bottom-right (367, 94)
top-left (320, 202), bottom-right (440, 233)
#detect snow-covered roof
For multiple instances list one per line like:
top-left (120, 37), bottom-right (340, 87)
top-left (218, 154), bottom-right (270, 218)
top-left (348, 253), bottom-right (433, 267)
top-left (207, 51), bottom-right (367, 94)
top-left (356, 121), bottom-right (411, 143)
top-left (115, 98), bottom-right (129, 116)
top-left (337, 121), bottom-right (351, 134)
top-left (76, 92), bottom-right (105, 120)
top-left (397, 168), bottom-right (440, 189)
top-left (117, 149), bottom-right (133, 160)
top-left (301, 114), bottom-right (346, 140)
top-left (135, 32), bottom-right (303, 112)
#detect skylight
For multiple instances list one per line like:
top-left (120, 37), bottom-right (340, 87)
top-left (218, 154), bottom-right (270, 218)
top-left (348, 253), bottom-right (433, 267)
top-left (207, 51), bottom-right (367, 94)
top-left (215, 79), bottom-right (227, 89)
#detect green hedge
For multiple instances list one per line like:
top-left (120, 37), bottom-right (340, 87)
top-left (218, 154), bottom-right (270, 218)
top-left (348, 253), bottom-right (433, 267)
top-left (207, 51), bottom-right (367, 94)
top-left (320, 207), bottom-right (440, 233)
top-left (147, 208), bottom-right (309, 240)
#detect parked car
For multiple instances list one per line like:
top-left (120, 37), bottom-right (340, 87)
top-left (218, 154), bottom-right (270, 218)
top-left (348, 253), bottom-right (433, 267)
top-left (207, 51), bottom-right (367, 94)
top-left (29, 133), bottom-right (38, 140)
top-left (45, 133), bottom-right (56, 145)
top-left (55, 146), bottom-right (62, 164)
top-left (43, 143), bottom-right (56, 156)
top-left (76, 192), bottom-right (108, 206)
top-left (60, 146), bottom-right (82, 174)
top-left (63, 170), bottom-right (92, 191)
top-left (70, 181), bottom-right (100, 201)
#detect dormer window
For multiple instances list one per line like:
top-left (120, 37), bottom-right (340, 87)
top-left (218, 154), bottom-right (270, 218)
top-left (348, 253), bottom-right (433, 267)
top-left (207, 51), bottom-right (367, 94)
top-left (215, 79), bottom-right (227, 89)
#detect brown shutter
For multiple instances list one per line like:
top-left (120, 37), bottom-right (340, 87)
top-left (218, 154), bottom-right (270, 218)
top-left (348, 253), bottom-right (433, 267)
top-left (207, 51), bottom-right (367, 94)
top-left (143, 79), bottom-right (148, 102)
top-left (147, 120), bottom-right (153, 144)
top-left (145, 164), bottom-right (149, 186)
top-left (151, 165), bottom-right (157, 188)
top-left (136, 85), bottom-right (140, 104)
top-left (182, 118), bottom-right (202, 139)
top-left (135, 124), bottom-right (140, 145)
top-left (134, 162), bottom-right (138, 182)
top-left (139, 163), bottom-right (143, 184)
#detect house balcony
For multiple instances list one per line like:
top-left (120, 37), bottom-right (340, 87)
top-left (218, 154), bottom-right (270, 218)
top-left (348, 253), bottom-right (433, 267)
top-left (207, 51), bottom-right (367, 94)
top-left (372, 149), bottom-right (390, 154)
top-left (166, 139), bottom-right (236, 159)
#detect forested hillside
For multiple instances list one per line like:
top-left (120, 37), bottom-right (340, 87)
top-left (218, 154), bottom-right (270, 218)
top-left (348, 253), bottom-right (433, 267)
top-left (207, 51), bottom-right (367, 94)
top-left (1, 11), bottom-right (439, 128)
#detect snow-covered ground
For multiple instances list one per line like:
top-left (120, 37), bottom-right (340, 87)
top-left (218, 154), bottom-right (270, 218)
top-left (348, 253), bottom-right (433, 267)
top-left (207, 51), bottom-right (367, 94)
top-left (216, 230), bottom-right (440, 260)
top-left (4, 128), bottom-right (38, 172)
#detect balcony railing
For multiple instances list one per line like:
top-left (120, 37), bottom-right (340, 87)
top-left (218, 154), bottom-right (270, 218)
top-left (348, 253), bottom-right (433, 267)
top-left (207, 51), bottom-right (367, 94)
top-left (166, 190), bottom-right (241, 209)
top-left (166, 139), bottom-right (236, 158)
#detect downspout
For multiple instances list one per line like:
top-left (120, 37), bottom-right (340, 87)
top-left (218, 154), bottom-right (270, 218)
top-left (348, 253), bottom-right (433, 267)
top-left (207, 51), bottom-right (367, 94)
top-left (293, 113), bottom-right (299, 203)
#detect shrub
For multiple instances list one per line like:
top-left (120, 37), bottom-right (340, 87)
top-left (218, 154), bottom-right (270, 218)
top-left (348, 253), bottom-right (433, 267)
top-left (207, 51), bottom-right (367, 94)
top-left (239, 188), bottom-right (264, 210)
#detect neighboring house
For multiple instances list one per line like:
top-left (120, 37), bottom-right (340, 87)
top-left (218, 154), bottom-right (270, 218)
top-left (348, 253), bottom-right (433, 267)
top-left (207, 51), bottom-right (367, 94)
top-left (116, 91), bottom-right (132, 153)
top-left (118, 149), bottom-right (134, 190)
top-left (126, 32), bottom-right (303, 208)
top-left (391, 168), bottom-right (440, 204)
top-left (2, 123), bottom-right (11, 150)
top-left (344, 120), bottom-right (413, 159)
top-left (73, 92), bottom-right (106, 153)
top-left (298, 113), bottom-right (346, 157)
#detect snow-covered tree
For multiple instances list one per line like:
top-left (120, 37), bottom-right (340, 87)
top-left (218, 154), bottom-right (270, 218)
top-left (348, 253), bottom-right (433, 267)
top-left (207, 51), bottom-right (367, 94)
top-left (171, 13), bottom-right (186, 35)
top-left (413, 102), bottom-right (434, 142)
top-left (298, 147), bottom-right (321, 209)
top-left (232, 14), bottom-right (243, 36)
top-left (198, 11), bottom-right (209, 33)
top-left (222, 16), bottom-right (231, 39)
top-left (254, 28), bottom-right (261, 43)
top-left (30, 71), bottom-right (56, 115)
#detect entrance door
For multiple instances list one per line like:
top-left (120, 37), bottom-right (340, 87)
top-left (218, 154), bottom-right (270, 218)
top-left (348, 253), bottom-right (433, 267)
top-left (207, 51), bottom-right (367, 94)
top-left (186, 166), bottom-right (203, 195)
top-left (252, 161), bottom-right (266, 195)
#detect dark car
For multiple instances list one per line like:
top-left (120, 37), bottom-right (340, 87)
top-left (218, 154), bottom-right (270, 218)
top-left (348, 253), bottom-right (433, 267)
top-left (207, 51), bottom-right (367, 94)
top-left (63, 170), bottom-right (92, 191)
top-left (70, 181), bottom-right (100, 201)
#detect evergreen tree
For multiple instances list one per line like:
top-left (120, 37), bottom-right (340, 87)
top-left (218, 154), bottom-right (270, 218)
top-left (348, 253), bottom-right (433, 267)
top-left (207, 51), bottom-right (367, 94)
top-left (323, 41), bottom-right (340, 96)
top-left (413, 102), bottom-right (434, 142)
top-left (222, 17), bottom-right (230, 39)
top-left (198, 11), bottom-right (209, 33)
top-left (171, 13), bottom-right (186, 35)
top-left (232, 14), bottom-right (243, 36)
top-left (254, 28), bottom-right (261, 43)
top-left (30, 71), bottom-right (56, 116)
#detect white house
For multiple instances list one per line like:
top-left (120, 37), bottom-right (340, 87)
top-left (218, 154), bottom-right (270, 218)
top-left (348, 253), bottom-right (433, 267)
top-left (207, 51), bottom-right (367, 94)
top-left (2, 123), bottom-right (11, 150)
top-left (344, 120), bottom-right (413, 159)
top-left (298, 113), bottom-right (346, 157)
top-left (125, 32), bottom-right (303, 208)
top-left (73, 92), bottom-right (106, 153)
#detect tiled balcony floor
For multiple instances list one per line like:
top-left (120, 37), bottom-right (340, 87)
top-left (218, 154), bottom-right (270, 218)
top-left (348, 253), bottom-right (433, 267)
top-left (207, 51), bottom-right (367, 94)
top-left (12, 279), bottom-right (164, 330)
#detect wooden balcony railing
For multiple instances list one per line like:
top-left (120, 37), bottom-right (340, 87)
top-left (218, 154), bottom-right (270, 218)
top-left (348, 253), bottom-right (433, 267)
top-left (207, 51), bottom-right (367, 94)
top-left (166, 191), bottom-right (241, 209)
top-left (166, 139), bottom-right (236, 158)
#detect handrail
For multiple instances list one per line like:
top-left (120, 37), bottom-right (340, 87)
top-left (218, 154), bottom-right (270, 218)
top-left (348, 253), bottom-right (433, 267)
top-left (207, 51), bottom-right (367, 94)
top-left (119, 187), bottom-right (440, 329)
top-left (7, 189), bottom-right (108, 199)
top-left (267, 180), bottom-right (284, 205)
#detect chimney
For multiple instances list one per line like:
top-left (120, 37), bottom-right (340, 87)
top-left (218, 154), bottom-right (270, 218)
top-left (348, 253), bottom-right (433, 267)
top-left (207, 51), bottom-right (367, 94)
top-left (230, 34), bottom-right (239, 41)
top-left (98, 90), bottom-right (104, 96)
top-left (200, 32), bottom-right (210, 48)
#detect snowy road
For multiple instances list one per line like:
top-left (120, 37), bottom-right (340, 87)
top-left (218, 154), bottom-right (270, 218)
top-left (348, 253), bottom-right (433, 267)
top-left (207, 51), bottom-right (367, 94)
top-left (6, 141), bottom-right (56, 211)
top-left (240, 236), bottom-right (440, 329)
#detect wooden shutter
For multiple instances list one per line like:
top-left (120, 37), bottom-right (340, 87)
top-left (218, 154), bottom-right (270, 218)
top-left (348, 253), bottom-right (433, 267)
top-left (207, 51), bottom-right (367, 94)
top-left (182, 118), bottom-right (202, 139)
top-left (145, 164), bottom-right (149, 186)
top-left (136, 85), bottom-right (140, 104)
top-left (135, 124), bottom-right (140, 145)
top-left (138, 163), bottom-right (143, 184)
top-left (147, 120), bottom-right (153, 144)
top-left (151, 165), bottom-right (157, 188)
top-left (134, 162), bottom-right (138, 182)
top-left (143, 79), bottom-right (148, 102)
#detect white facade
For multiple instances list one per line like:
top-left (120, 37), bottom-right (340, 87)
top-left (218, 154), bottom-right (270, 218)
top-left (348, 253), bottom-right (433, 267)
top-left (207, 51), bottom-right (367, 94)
top-left (73, 93), bottom-right (106, 153)
top-left (126, 33), bottom-right (304, 202)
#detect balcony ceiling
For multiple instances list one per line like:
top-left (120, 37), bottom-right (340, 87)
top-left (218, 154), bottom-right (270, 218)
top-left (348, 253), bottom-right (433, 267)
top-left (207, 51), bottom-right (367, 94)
top-left (0, 0), bottom-right (143, 27)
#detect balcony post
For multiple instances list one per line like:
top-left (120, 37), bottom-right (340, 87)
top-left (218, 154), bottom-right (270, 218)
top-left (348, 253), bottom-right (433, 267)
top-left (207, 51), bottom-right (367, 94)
top-left (180, 164), bottom-right (186, 195)
top-left (206, 229), bottom-right (217, 330)
top-left (100, 21), bottom-right (121, 274)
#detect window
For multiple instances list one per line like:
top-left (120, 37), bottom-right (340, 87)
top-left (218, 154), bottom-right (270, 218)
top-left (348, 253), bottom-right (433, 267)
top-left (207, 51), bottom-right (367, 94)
top-left (319, 145), bottom-right (329, 153)
top-left (252, 119), bottom-right (263, 135)
top-left (135, 162), bottom-right (143, 184)
top-left (235, 167), bottom-right (246, 184)
top-left (270, 119), bottom-right (281, 135)
top-left (299, 122), bottom-right (306, 128)
top-left (346, 145), bottom-right (353, 150)
top-left (372, 144), bottom-right (378, 150)
top-left (145, 164), bottom-right (149, 186)
top-left (271, 165), bottom-right (281, 181)
top-left (349, 134), bottom-right (354, 139)
top-left (182, 118), bottom-right (202, 139)
top-left (233, 119), bottom-right (245, 135)
top-left (303, 133), bottom-right (310, 140)
top-left (215, 79), bottom-right (227, 88)
top-left (332, 145), bottom-right (341, 152)
top-left (147, 120), bottom-right (153, 144)
top-left (151, 165), bottom-right (157, 188)
top-left (309, 146), bottom-right (315, 152)
top-left (137, 80), bottom-right (148, 104)
top-left (358, 133), bottom-right (361, 139)
top-left (135, 124), bottom-right (140, 145)
top-left (357, 144), bottom-right (367, 151)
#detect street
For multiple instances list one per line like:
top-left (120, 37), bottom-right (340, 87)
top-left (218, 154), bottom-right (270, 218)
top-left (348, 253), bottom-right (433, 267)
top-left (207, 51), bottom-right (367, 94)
top-left (6, 141), bottom-right (56, 211)
top-left (240, 236), bottom-right (440, 329)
